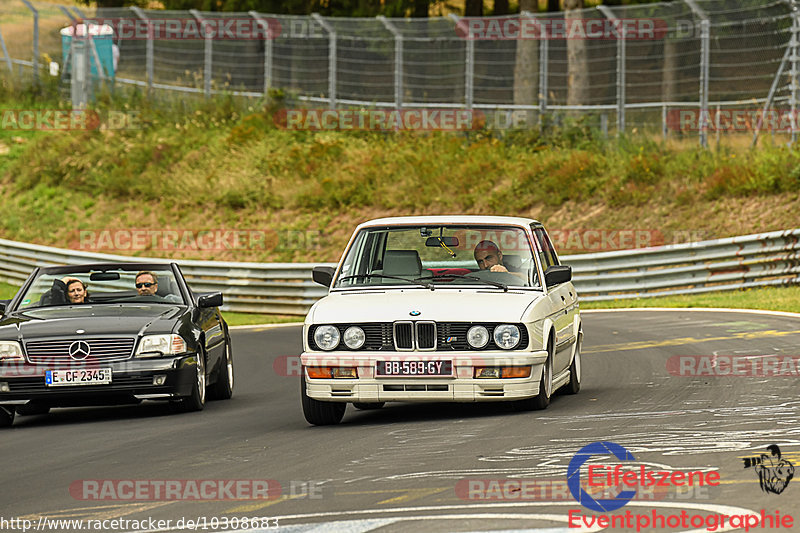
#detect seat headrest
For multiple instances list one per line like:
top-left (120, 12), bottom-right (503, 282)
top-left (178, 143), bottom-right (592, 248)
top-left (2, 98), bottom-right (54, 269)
top-left (383, 250), bottom-right (422, 277)
top-left (503, 254), bottom-right (522, 271)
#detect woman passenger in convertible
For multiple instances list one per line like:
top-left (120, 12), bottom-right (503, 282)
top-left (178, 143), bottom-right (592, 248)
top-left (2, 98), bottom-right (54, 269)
top-left (39, 277), bottom-right (89, 305)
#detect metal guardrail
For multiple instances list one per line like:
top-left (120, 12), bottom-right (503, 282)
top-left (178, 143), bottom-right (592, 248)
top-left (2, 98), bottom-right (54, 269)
top-left (0, 229), bottom-right (798, 313)
top-left (0, 239), bottom-right (331, 315)
top-left (567, 228), bottom-right (800, 301)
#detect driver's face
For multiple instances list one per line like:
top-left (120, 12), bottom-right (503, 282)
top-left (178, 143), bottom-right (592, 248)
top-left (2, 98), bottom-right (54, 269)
top-left (475, 249), bottom-right (502, 270)
top-left (136, 275), bottom-right (158, 296)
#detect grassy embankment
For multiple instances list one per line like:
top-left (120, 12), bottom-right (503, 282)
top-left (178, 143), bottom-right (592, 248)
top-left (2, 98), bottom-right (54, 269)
top-left (1, 78), bottom-right (799, 324)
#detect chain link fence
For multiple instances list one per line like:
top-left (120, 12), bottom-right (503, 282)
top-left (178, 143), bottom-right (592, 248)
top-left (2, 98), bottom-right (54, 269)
top-left (1, 0), bottom-right (798, 143)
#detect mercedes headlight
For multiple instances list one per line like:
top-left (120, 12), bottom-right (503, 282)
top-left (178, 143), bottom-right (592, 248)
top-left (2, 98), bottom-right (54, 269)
top-left (467, 326), bottom-right (490, 349)
top-left (313, 326), bottom-right (340, 351)
top-left (493, 325), bottom-right (520, 349)
top-left (135, 334), bottom-right (188, 358)
top-left (0, 341), bottom-right (23, 361)
top-left (343, 326), bottom-right (365, 349)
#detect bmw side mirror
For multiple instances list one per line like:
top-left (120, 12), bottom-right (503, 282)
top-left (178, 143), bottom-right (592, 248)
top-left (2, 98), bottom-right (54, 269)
top-left (312, 266), bottom-right (335, 287)
top-left (197, 292), bottom-right (223, 308)
top-left (544, 265), bottom-right (572, 288)
top-left (0, 299), bottom-right (9, 315)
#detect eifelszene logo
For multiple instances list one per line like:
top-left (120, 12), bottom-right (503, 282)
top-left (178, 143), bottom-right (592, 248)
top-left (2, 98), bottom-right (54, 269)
top-left (567, 441), bottom-right (720, 512)
top-left (743, 445), bottom-right (795, 495)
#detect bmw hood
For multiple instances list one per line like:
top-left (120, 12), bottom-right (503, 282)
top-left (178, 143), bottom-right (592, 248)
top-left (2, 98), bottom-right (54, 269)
top-left (308, 289), bottom-right (543, 324)
top-left (0, 305), bottom-right (186, 340)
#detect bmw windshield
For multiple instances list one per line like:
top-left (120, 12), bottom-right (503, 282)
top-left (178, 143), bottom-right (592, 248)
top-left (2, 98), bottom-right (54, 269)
top-left (334, 225), bottom-right (539, 289)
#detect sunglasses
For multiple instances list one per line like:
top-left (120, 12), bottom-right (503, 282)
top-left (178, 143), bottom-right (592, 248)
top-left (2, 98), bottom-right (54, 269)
top-left (135, 282), bottom-right (156, 288)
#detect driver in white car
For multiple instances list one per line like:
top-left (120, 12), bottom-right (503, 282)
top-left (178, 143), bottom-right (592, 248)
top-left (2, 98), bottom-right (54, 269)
top-left (473, 240), bottom-right (511, 273)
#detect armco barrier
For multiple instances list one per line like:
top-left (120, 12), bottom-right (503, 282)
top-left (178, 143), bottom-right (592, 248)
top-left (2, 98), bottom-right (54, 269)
top-left (0, 229), bottom-right (798, 314)
top-left (0, 238), bottom-right (331, 315)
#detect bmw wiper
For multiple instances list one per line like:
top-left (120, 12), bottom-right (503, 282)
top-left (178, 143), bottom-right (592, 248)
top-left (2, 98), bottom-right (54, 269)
top-left (337, 274), bottom-right (434, 290)
top-left (431, 273), bottom-right (508, 292)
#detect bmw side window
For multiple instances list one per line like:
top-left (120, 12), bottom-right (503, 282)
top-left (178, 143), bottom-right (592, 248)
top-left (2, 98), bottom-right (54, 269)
top-left (537, 228), bottom-right (560, 266)
top-left (532, 227), bottom-right (553, 270)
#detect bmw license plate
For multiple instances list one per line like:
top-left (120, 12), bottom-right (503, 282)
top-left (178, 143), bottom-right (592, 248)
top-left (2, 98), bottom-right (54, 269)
top-left (376, 360), bottom-right (452, 377)
top-left (45, 368), bottom-right (112, 386)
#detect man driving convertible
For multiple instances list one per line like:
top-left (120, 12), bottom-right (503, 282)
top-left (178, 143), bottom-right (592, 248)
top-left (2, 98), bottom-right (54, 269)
top-left (135, 271), bottom-right (182, 303)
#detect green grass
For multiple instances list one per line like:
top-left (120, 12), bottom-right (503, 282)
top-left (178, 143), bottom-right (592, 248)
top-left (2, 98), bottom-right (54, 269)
top-left (221, 312), bottom-right (302, 326)
top-left (581, 285), bottom-right (800, 314)
top-left (2, 78), bottom-right (800, 264)
top-left (0, 282), bottom-right (18, 300)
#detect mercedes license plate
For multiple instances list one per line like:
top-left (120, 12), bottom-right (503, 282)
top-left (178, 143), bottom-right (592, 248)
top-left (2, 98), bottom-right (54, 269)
top-left (45, 368), bottom-right (112, 386)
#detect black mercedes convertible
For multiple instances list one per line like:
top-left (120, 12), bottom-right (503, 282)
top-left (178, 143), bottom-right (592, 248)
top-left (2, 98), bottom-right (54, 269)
top-left (0, 262), bottom-right (234, 427)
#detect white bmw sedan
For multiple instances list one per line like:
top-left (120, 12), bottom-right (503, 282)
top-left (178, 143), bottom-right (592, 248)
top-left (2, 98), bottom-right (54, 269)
top-left (300, 216), bottom-right (581, 425)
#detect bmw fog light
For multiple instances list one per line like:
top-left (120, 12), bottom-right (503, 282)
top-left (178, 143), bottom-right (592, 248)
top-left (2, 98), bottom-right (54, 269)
top-left (0, 382), bottom-right (9, 392)
top-left (153, 375), bottom-right (167, 386)
top-left (474, 368), bottom-right (500, 379)
top-left (493, 325), bottom-right (520, 349)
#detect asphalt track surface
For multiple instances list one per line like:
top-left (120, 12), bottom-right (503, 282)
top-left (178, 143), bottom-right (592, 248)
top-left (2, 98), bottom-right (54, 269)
top-left (2, 309), bottom-right (800, 533)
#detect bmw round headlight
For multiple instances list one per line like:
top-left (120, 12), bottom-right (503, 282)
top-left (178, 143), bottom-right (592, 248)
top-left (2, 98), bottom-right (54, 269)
top-left (343, 326), bottom-right (366, 349)
top-left (313, 326), bottom-right (340, 351)
top-left (467, 325), bottom-right (490, 349)
top-left (493, 324), bottom-right (520, 349)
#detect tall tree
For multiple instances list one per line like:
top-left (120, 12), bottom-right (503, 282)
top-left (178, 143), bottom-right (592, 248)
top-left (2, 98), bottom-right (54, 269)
top-left (464, 0), bottom-right (483, 16)
top-left (493, 0), bottom-right (509, 16)
top-left (565, 0), bottom-right (588, 107)
top-left (513, 0), bottom-right (538, 109)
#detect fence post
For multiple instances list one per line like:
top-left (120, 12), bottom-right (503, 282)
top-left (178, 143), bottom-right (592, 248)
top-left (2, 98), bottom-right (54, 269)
top-left (312, 14), bottom-right (337, 108)
top-left (131, 7), bottom-right (153, 95)
top-left (57, 6), bottom-right (107, 97)
top-left (662, 103), bottom-right (668, 140)
top-left (190, 9), bottom-right (212, 98)
top-left (250, 11), bottom-right (274, 96)
top-left (449, 14), bottom-right (473, 109)
top-left (0, 28), bottom-right (12, 73)
top-left (70, 25), bottom-right (90, 108)
top-left (791, 1), bottom-right (799, 145)
top-left (598, 6), bottom-right (625, 136)
top-left (685, 0), bottom-right (709, 148)
top-left (535, 12), bottom-right (548, 125)
top-left (751, 44), bottom-right (791, 147)
top-left (67, 9), bottom-right (108, 84)
top-left (20, 0), bottom-right (39, 86)
top-left (378, 16), bottom-right (403, 109)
